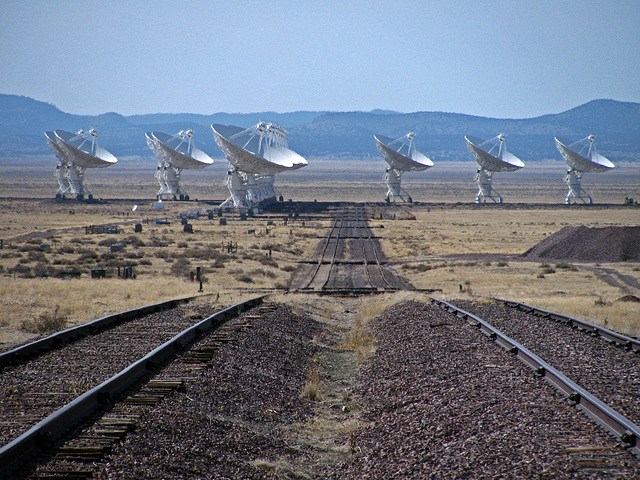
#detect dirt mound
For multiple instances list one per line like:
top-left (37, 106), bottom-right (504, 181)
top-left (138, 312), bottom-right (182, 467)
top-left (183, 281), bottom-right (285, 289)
top-left (618, 295), bottom-right (640, 302)
top-left (523, 226), bottom-right (640, 262)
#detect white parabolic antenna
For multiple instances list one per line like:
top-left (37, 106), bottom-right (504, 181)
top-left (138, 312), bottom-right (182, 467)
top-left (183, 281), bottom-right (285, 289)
top-left (146, 130), bottom-right (213, 200)
top-left (374, 132), bottom-right (434, 202)
top-left (465, 134), bottom-right (524, 203)
top-left (555, 135), bottom-right (614, 204)
top-left (212, 122), bottom-right (308, 210)
top-left (47, 129), bottom-right (117, 199)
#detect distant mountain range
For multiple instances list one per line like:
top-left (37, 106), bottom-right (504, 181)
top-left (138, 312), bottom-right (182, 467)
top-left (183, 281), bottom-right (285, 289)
top-left (1, 94), bottom-right (639, 162)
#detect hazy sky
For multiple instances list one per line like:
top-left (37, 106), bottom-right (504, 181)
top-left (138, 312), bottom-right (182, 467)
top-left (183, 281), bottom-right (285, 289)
top-left (1, 0), bottom-right (638, 119)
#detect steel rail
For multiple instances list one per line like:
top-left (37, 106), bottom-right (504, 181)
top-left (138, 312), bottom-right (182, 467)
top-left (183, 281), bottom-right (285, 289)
top-left (321, 208), bottom-right (346, 290)
top-left (357, 207), bottom-right (375, 289)
top-left (0, 295), bottom-right (265, 475)
top-left (301, 213), bottom-right (340, 290)
top-left (494, 297), bottom-right (640, 353)
top-left (358, 206), bottom-right (394, 290)
top-left (431, 297), bottom-right (640, 458)
top-left (0, 294), bottom-right (200, 369)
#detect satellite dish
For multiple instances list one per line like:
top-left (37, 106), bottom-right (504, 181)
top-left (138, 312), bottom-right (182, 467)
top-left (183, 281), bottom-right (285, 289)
top-left (212, 122), bottom-right (307, 175)
top-left (212, 122), bottom-right (308, 210)
top-left (55, 129), bottom-right (117, 169)
top-left (374, 132), bottom-right (434, 202)
top-left (555, 135), bottom-right (615, 204)
top-left (47, 129), bottom-right (117, 199)
top-left (146, 130), bottom-right (213, 200)
top-left (465, 134), bottom-right (524, 203)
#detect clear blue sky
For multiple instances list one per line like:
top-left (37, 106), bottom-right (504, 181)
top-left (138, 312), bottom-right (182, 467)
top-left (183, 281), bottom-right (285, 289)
top-left (1, 0), bottom-right (638, 119)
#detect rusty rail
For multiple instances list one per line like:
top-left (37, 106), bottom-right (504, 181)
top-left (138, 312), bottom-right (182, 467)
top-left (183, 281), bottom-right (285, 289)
top-left (0, 295), bottom-right (264, 475)
top-left (431, 297), bottom-right (640, 458)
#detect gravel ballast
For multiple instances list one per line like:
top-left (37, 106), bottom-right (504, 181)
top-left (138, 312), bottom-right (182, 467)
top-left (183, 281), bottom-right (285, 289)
top-left (330, 301), bottom-right (640, 479)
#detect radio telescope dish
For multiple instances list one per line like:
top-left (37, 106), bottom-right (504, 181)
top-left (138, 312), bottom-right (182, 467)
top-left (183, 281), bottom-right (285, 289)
top-left (146, 130), bottom-right (213, 200)
top-left (47, 129), bottom-right (117, 199)
top-left (212, 122), bottom-right (308, 210)
top-left (555, 135), bottom-right (615, 204)
top-left (465, 134), bottom-right (524, 203)
top-left (374, 132), bottom-right (434, 203)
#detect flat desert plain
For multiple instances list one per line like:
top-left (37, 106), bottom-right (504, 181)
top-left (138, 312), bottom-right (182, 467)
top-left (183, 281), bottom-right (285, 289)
top-left (1, 157), bottom-right (639, 348)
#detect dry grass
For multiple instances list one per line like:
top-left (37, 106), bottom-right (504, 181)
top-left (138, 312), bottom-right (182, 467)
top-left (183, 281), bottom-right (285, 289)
top-left (1, 161), bottom-right (640, 346)
top-left (302, 365), bottom-right (323, 401)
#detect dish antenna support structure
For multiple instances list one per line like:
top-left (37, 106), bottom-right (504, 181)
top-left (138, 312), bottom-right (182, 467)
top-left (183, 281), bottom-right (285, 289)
top-left (465, 134), bottom-right (525, 203)
top-left (374, 132), bottom-right (434, 203)
top-left (211, 122), bottom-right (308, 210)
top-left (146, 130), bottom-right (214, 200)
top-left (45, 131), bottom-right (72, 195)
top-left (555, 135), bottom-right (615, 204)
top-left (45, 129), bottom-right (117, 200)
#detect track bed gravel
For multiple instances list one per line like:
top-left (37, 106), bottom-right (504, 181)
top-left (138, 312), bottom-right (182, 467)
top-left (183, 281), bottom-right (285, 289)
top-left (13, 299), bottom-right (640, 479)
top-left (451, 299), bottom-right (640, 427)
top-left (330, 301), bottom-right (640, 479)
top-left (0, 304), bottom-right (212, 446)
top-left (90, 303), bottom-right (324, 479)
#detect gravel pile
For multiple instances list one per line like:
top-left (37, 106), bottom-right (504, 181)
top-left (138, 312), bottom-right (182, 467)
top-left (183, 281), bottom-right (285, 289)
top-left (330, 301), bottom-right (640, 479)
top-left (523, 225), bottom-right (640, 262)
top-left (94, 303), bottom-right (323, 479)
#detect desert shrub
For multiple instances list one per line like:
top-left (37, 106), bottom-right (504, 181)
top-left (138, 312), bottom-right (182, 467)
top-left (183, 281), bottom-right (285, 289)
top-left (100, 252), bottom-right (118, 262)
top-left (154, 250), bottom-right (170, 260)
top-left (123, 235), bottom-right (145, 247)
top-left (539, 263), bottom-right (556, 274)
top-left (281, 265), bottom-right (297, 272)
top-left (257, 255), bottom-right (278, 268)
top-left (496, 261), bottom-right (509, 267)
top-left (211, 258), bottom-right (226, 269)
top-left (58, 245), bottom-right (75, 254)
top-left (21, 305), bottom-right (68, 333)
top-left (555, 262), bottom-right (578, 271)
top-left (26, 238), bottom-right (42, 245)
top-left (170, 257), bottom-right (191, 277)
top-left (138, 259), bottom-right (153, 266)
top-left (77, 248), bottom-right (99, 262)
top-left (33, 262), bottom-right (51, 277)
top-left (237, 274), bottom-right (253, 283)
top-left (98, 238), bottom-right (120, 247)
top-left (177, 242), bottom-right (189, 248)
top-left (228, 268), bottom-right (244, 275)
top-left (124, 251), bottom-right (144, 259)
top-left (10, 264), bottom-right (32, 277)
top-left (18, 243), bottom-right (40, 252)
top-left (26, 251), bottom-right (48, 264)
top-left (262, 243), bottom-right (284, 253)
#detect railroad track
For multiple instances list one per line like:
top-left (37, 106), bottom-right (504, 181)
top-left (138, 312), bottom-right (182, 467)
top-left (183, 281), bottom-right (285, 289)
top-left (433, 297), bottom-right (640, 459)
top-left (299, 206), bottom-right (399, 292)
top-left (0, 295), bottom-right (264, 477)
top-left (5, 292), bottom-right (640, 477)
